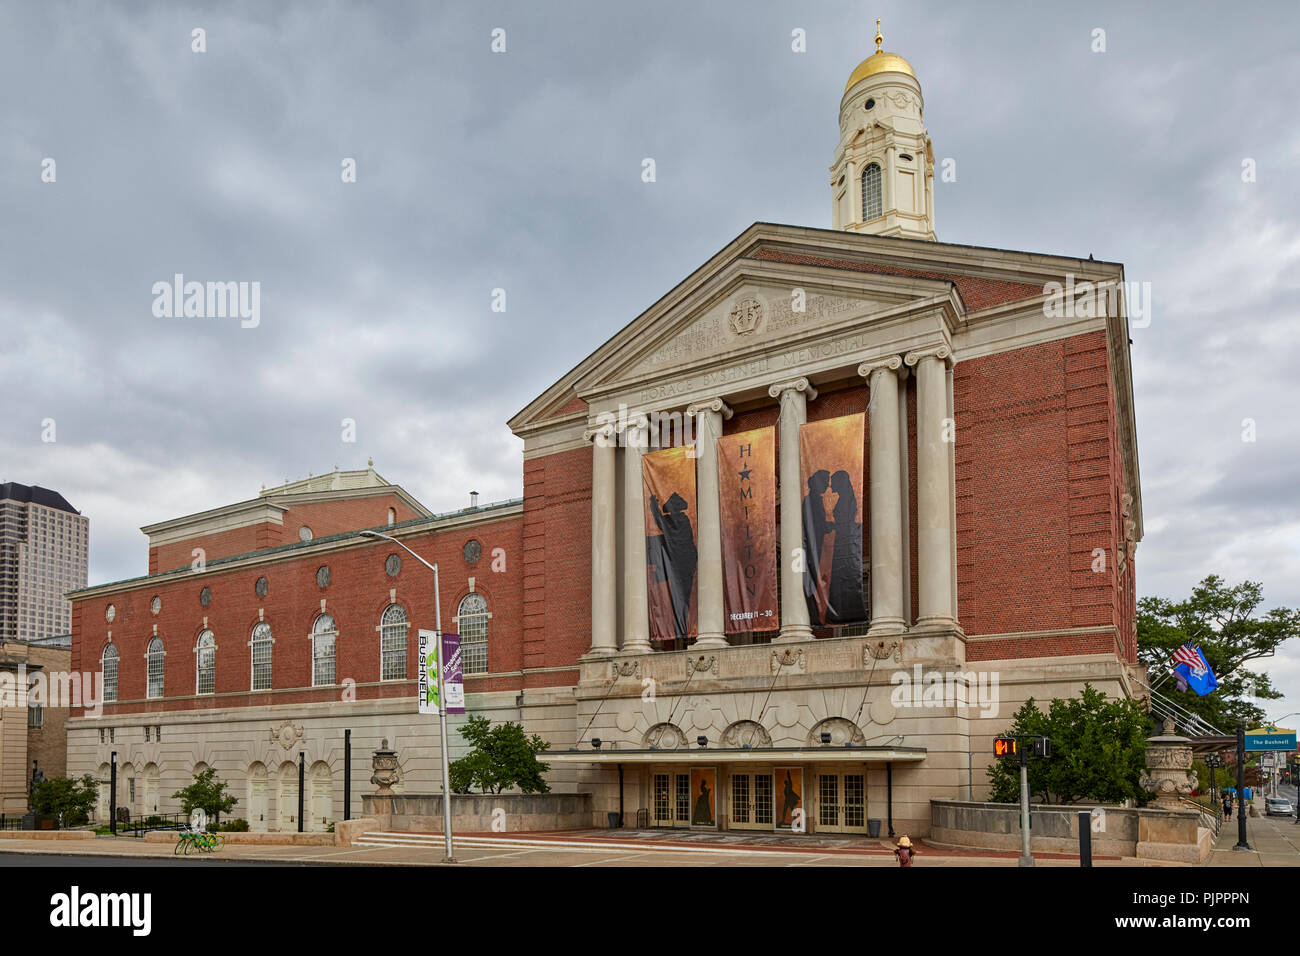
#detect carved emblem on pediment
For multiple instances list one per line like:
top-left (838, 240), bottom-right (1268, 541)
top-left (728, 297), bottom-right (764, 336)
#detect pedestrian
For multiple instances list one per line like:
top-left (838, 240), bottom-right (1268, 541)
top-left (893, 835), bottom-right (915, 867)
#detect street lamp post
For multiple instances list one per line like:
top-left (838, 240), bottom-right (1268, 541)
top-left (1204, 754), bottom-right (1221, 809)
top-left (359, 529), bottom-right (455, 863)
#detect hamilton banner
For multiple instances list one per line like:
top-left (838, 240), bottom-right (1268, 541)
top-left (799, 413), bottom-right (868, 626)
top-left (717, 427), bottom-right (778, 633)
top-left (642, 444), bottom-right (698, 643)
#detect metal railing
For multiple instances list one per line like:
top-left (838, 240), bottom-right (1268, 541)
top-left (109, 812), bottom-right (189, 837)
top-left (1179, 796), bottom-right (1222, 839)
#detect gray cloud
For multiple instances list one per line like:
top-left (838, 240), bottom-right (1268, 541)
top-left (3, 0), bottom-right (1299, 716)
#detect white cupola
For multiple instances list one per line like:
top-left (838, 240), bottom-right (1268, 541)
top-left (830, 21), bottom-right (936, 241)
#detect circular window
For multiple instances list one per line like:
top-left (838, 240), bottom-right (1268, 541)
top-left (255, 576), bottom-right (269, 598)
top-left (151, 596), bottom-right (161, 615)
top-left (385, 553), bottom-right (402, 577)
top-left (864, 97), bottom-right (875, 110)
top-left (105, 604), bottom-right (116, 623)
top-left (463, 539), bottom-right (482, 564)
top-left (316, 565), bottom-right (331, 588)
top-left (299, 525), bottom-right (313, 542)
top-left (199, 586), bottom-right (212, 607)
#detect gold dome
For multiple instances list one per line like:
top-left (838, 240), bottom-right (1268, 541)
top-left (843, 20), bottom-right (916, 95)
top-left (843, 51), bottom-right (916, 93)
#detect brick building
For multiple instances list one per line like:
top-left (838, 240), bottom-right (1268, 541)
top-left (67, 33), bottom-right (1144, 836)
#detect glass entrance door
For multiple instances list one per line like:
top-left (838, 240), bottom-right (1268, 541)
top-left (652, 772), bottom-right (692, 827)
top-left (729, 773), bottom-right (774, 830)
top-left (816, 772), bottom-right (867, 833)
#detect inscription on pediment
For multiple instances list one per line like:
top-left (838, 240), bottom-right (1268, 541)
top-left (631, 289), bottom-right (872, 375)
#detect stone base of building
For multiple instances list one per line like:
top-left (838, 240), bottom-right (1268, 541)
top-left (362, 792), bottom-right (593, 833)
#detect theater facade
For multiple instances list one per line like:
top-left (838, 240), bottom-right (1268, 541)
top-left (67, 32), bottom-right (1144, 838)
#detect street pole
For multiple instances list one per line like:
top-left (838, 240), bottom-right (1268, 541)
top-left (1018, 743), bottom-right (1033, 867)
top-left (1233, 721), bottom-right (1252, 851)
top-left (109, 752), bottom-right (117, 836)
top-left (344, 728), bottom-right (351, 822)
top-left (298, 751), bottom-right (305, 833)
top-left (360, 529), bottom-right (455, 863)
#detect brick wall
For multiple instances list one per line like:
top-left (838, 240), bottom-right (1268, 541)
top-left (520, 445), bottom-right (591, 690)
top-left (73, 513), bottom-right (523, 718)
top-left (956, 330), bottom-right (1127, 659)
top-left (150, 492), bottom-right (421, 573)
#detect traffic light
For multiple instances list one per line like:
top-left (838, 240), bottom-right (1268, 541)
top-left (994, 737), bottom-right (1018, 757)
top-left (1033, 737), bottom-right (1052, 758)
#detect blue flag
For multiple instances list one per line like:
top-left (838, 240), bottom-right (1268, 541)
top-left (1174, 647), bottom-right (1218, 697)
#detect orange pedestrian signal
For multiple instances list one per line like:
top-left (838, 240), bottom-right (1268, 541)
top-left (994, 737), bottom-right (1018, 757)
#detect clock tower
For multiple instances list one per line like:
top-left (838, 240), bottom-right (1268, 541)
top-left (830, 21), bottom-right (936, 240)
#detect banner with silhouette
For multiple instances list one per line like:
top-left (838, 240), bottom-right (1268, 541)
top-left (717, 427), bottom-right (778, 633)
top-left (642, 444), bottom-right (698, 643)
top-left (774, 767), bottom-right (804, 830)
top-left (798, 413), bottom-right (868, 626)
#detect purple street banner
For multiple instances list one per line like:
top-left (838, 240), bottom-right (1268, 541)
top-left (442, 631), bottom-right (465, 714)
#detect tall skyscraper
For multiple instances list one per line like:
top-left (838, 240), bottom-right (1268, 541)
top-left (0, 482), bottom-right (89, 642)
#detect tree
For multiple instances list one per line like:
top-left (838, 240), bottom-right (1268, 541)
top-left (30, 775), bottom-right (98, 827)
top-left (449, 715), bottom-right (551, 794)
top-left (987, 684), bottom-right (1149, 805)
top-left (1138, 576), bottom-right (1300, 731)
top-left (171, 767), bottom-right (238, 825)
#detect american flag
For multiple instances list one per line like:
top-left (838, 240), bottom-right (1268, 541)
top-left (1171, 640), bottom-right (1205, 673)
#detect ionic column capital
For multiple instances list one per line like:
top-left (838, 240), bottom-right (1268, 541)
top-left (857, 355), bottom-right (905, 380)
top-left (582, 422), bottom-right (616, 445)
top-left (903, 344), bottom-right (953, 369)
top-left (768, 377), bottom-right (818, 402)
top-left (685, 398), bottom-right (733, 420)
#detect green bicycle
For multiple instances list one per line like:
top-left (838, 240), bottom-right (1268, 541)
top-left (173, 831), bottom-right (225, 855)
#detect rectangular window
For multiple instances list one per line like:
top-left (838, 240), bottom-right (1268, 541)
top-left (380, 627), bottom-right (406, 681)
top-left (460, 614), bottom-right (488, 676)
top-left (313, 633), bottom-right (336, 686)
top-left (27, 704), bottom-right (41, 728)
top-left (252, 640), bottom-right (272, 691)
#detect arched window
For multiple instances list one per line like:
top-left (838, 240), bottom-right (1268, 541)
top-left (101, 643), bottom-right (119, 703)
top-left (311, 613), bottom-right (337, 686)
top-left (250, 621), bottom-right (273, 690)
top-left (861, 162), bottom-right (882, 221)
top-left (457, 593), bottom-right (489, 675)
top-left (195, 629), bottom-right (216, 695)
top-left (146, 637), bottom-right (165, 699)
top-left (380, 604), bottom-right (408, 681)
top-left (387, 507), bottom-right (396, 526)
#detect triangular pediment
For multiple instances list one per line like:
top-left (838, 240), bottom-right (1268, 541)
top-left (599, 281), bottom-right (906, 388)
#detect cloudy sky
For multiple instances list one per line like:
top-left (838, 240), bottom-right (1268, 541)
top-left (3, 2), bottom-right (1298, 715)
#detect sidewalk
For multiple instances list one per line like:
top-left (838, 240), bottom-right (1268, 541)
top-left (0, 829), bottom-right (1173, 867)
top-left (1208, 796), bottom-right (1300, 867)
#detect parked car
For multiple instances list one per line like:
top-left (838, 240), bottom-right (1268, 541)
top-left (1265, 797), bottom-right (1293, 816)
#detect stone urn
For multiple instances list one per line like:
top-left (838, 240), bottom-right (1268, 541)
top-left (1140, 718), bottom-right (1196, 809)
top-left (371, 738), bottom-right (401, 794)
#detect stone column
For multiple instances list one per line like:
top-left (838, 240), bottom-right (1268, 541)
top-left (621, 415), bottom-right (653, 654)
top-left (768, 377), bottom-right (818, 643)
top-left (905, 345), bottom-right (957, 628)
top-left (583, 422), bottom-right (618, 657)
top-left (858, 356), bottom-right (906, 635)
top-left (685, 398), bottom-right (732, 648)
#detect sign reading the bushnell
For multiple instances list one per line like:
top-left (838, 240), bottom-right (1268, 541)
top-left (417, 628), bottom-right (439, 715)
top-left (798, 413), bottom-right (868, 626)
top-left (717, 427), bottom-right (777, 632)
top-left (642, 444), bottom-right (698, 643)
top-left (442, 631), bottom-right (465, 715)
